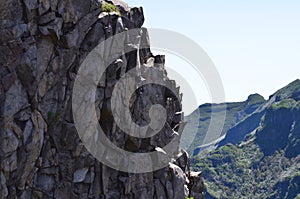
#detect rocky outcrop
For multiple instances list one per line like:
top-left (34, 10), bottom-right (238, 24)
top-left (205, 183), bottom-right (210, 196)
top-left (0, 0), bottom-right (203, 198)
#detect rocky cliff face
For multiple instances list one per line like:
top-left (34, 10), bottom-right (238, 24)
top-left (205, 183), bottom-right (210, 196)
top-left (0, 0), bottom-right (203, 198)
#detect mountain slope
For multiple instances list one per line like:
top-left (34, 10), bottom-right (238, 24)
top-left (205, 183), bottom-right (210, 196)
top-left (181, 94), bottom-right (266, 155)
top-left (190, 79), bottom-right (300, 198)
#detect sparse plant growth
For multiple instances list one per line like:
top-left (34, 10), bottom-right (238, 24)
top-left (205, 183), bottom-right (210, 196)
top-left (271, 98), bottom-right (297, 110)
top-left (101, 1), bottom-right (121, 16)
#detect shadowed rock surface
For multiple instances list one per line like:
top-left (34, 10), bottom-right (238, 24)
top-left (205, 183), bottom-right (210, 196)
top-left (0, 0), bottom-right (203, 198)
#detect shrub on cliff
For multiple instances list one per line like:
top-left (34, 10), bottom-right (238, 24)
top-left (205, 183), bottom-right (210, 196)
top-left (101, 1), bottom-right (121, 16)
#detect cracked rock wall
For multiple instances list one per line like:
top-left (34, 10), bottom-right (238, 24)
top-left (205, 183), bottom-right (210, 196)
top-left (0, 0), bottom-right (204, 198)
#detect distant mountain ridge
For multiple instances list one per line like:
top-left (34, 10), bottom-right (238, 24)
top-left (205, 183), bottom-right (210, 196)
top-left (181, 92), bottom-right (266, 156)
top-left (219, 79), bottom-right (300, 149)
top-left (188, 79), bottom-right (300, 198)
top-left (182, 79), bottom-right (300, 156)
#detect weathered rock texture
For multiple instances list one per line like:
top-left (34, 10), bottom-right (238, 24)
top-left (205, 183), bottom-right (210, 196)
top-left (0, 0), bottom-right (204, 198)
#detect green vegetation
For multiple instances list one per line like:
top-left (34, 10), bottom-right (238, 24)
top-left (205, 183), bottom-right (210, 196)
top-left (295, 100), bottom-right (300, 109)
top-left (192, 142), bottom-right (300, 198)
top-left (270, 98), bottom-right (297, 110)
top-left (101, 1), bottom-right (121, 16)
top-left (189, 80), bottom-right (300, 198)
top-left (294, 194), bottom-right (300, 199)
top-left (190, 99), bottom-right (300, 198)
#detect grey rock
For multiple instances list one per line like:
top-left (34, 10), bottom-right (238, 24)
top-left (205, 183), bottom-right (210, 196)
top-left (24, 0), bottom-right (38, 10)
top-left (37, 174), bottom-right (55, 192)
top-left (23, 120), bottom-right (33, 144)
top-left (154, 179), bottom-right (167, 199)
top-left (1, 72), bottom-right (17, 91)
top-left (38, 12), bottom-right (56, 25)
top-left (2, 151), bottom-right (17, 173)
top-left (166, 180), bottom-right (174, 198)
top-left (38, 0), bottom-right (51, 15)
top-left (38, 17), bottom-right (63, 38)
top-left (169, 163), bottom-right (186, 198)
top-left (63, 9), bottom-right (101, 49)
top-left (4, 80), bottom-right (29, 118)
top-left (1, 129), bottom-right (19, 155)
top-left (188, 172), bottom-right (205, 199)
top-left (0, 0), bottom-right (204, 198)
top-left (73, 168), bottom-right (89, 183)
top-left (0, 172), bottom-right (8, 199)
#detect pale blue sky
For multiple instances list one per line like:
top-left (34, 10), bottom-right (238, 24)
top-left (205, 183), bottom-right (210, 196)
top-left (125, 0), bottom-right (300, 114)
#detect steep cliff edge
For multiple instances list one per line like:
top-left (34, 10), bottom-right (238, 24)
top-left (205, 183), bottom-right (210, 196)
top-left (0, 0), bottom-right (203, 198)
